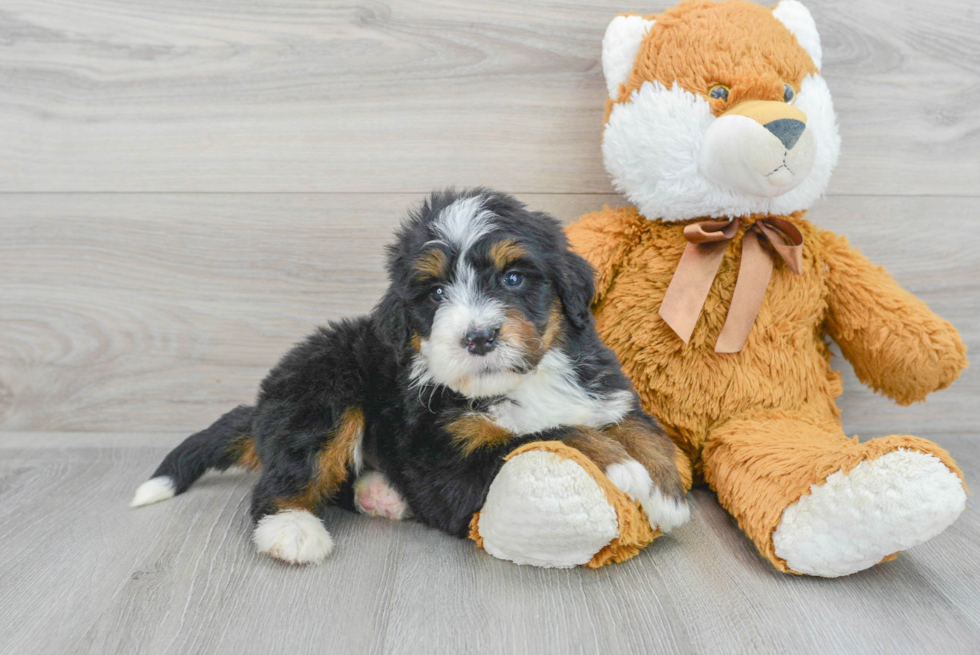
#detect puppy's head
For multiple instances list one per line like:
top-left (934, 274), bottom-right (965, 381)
top-left (375, 189), bottom-right (594, 398)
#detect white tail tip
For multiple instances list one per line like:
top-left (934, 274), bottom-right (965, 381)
top-left (130, 476), bottom-right (176, 507)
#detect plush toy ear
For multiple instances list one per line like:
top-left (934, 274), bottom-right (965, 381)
top-left (772, 1), bottom-right (822, 69)
top-left (602, 15), bottom-right (655, 101)
top-left (553, 249), bottom-right (596, 331)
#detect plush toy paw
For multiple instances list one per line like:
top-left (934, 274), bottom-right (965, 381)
top-left (772, 449), bottom-right (966, 577)
top-left (353, 471), bottom-right (412, 520)
top-left (470, 441), bottom-right (659, 568)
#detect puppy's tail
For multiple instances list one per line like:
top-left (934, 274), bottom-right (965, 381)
top-left (130, 405), bottom-right (258, 508)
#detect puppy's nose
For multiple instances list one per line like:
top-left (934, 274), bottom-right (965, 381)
top-left (463, 327), bottom-right (499, 356)
top-left (765, 118), bottom-right (806, 150)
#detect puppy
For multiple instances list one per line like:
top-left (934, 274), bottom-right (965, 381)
top-left (131, 189), bottom-right (689, 564)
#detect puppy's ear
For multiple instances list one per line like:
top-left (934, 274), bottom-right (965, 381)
top-left (553, 249), bottom-right (596, 331)
top-left (373, 288), bottom-right (411, 351)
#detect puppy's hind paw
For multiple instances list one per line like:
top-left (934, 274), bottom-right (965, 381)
top-left (353, 471), bottom-right (412, 520)
top-left (253, 509), bottom-right (334, 565)
top-left (605, 460), bottom-right (690, 533)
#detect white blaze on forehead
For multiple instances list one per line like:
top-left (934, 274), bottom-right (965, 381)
top-left (432, 195), bottom-right (495, 257)
top-left (412, 193), bottom-right (522, 397)
top-left (430, 193), bottom-right (498, 304)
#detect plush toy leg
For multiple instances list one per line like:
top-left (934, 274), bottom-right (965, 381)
top-left (469, 441), bottom-right (659, 568)
top-left (702, 410), bottom-right (966, 577)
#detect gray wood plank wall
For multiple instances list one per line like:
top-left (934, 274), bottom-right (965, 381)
top-left (2, 0), bottom-right (978, 438)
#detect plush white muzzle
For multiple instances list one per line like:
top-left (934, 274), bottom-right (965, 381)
top-left (699, 111), bottom-right (815, 198)
top-left (602, 75), bottom-right (839, 221)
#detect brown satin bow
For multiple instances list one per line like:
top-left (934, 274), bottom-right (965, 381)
top-left (658, 217), bottom-right (804, 353)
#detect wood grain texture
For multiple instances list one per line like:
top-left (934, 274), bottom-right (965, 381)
top-left (0, 432), bottom-right (977, 655)
top-left (2, 1), bottom-right (979, 652)
top-left (1, 0), bottom-right (978, 194)
top-left (2, 193), bottom-right (977, 436)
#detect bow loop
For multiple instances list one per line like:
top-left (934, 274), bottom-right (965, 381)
top-left (754, 218), bottom-right (803, 275)
top-left (682, 219), bottom-right (740, 244)
top-left (658, 216), bottom-right (805, 353)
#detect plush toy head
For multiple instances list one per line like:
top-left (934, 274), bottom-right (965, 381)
top-left (601, 0), bottom-right (840, 221)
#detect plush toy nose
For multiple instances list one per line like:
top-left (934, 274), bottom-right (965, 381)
top-left (463, 327), bottom-right (499, 356)
top-left (699, 98), bottom-right (816, 199)
top-left (721, 100), bottom-right (808, 151)
top-left (765, 118), bottom-right (806, 150)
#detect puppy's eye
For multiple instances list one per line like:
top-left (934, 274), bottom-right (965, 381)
top-left (783, 83), bottom-right (796, 103)
top-left (430, 286), bottom-right (446, 302)
top-left (502, 271), bottom-right (524, 289)
top-left (709, 85), bottom-right (729, 101)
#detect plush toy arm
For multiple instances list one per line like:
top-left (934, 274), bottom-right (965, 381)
top-left (821, 230), bottom-right (968, 405)
top-left (565, 206), bottom-right (644, 305)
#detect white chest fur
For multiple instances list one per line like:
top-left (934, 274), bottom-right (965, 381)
top-left (487, 349), bottom-right (633, 435)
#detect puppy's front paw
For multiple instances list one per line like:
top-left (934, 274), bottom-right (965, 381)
top-left (353, 471), bottom-right (412, 520)
top-left (605, 460), bottom-right (690, 533)
top-left (253, 509), bottom-right (334, 564)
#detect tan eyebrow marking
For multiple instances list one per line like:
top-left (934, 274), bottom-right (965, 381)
top-left (414, 248), bottom-right (448, 279)
top-left (490, 239), bottom-right (529, 270)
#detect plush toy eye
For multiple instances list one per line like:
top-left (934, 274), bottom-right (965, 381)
top-left (430, 285), bottom-right (446, 302)
top-left (783, 83), bottom-right (796, 103)
top-left (503, 271), bottom-right (524, 288)
top-left (709, 85), bottom-right (729, 101)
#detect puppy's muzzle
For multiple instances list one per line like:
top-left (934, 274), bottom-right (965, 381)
top-left (462, 327), bottom-right (499, 356)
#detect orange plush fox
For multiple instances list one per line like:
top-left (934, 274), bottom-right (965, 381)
top-left (567, 0), bottom-right (969, 576)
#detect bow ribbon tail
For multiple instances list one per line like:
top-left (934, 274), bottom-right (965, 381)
top-left (658, 239), bottom-right (730, 344)
top-left (714, 229), bottom-right (773, 353)
top-left (714, 219), bottom-right (803, 352)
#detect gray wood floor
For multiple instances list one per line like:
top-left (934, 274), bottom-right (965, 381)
top-left (1, 432), bottom-right (979, 654)
top-left (2, 0), bottom-right (980, 653)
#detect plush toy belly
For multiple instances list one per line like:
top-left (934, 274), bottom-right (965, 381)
top-left (592, 215), bottom-right (839, 442)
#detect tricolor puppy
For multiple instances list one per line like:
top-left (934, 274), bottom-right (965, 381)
top-left (131, 189), bottom-right (688, 565)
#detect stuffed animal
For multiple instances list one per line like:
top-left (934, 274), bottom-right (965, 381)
top-left (468, 439), bottom-right (684, 568)
top-left (564, 0), bottom-right (969, 576)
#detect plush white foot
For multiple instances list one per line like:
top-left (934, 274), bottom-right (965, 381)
top-left (130, 476), bottom-right (176, 507)
top-left (773, 449), bottom-right (966, 577)
top-left (476, 450), bottom-right (619, 568)
top-left (353, 471), bottom-right (412, 520)
top-left (253, 509), bottom-right (334, 565)
top-left (605, 460), bottom-right (690, 533)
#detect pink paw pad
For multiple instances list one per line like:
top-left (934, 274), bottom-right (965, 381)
top-left (353, 471), bottom-right (411, 520)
